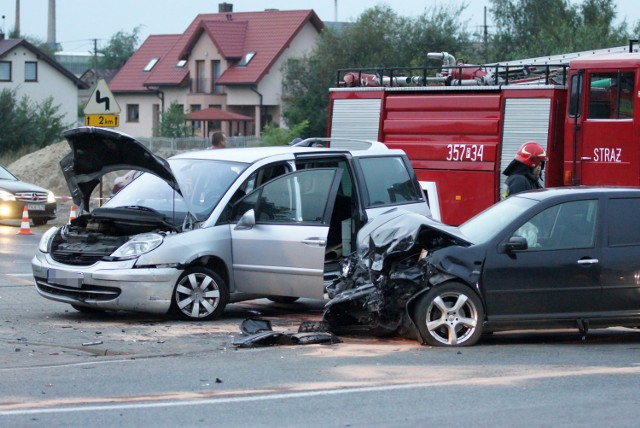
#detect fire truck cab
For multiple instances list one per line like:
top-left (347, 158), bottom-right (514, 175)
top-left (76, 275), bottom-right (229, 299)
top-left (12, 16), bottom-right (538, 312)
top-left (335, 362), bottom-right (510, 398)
top-left (328, 43), bottom-right (640, 225)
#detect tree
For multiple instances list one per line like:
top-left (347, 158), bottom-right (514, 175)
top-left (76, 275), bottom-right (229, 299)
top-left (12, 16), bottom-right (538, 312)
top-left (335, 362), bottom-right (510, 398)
top-left (488, 0), bottom-right (631, 61)
top-left (158, 101), bottom-right (191, 138)
top-left (281, 4), bottom-right (473, 137)
top-left (98, 27), bottom-right (141, 71)
top-left (260, 120), bottom-right (309, 146)
top-left (0, 89), bottom-right (67, 154)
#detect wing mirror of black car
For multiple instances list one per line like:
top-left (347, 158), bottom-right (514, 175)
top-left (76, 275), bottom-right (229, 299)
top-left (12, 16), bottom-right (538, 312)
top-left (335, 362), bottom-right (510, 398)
top-left (503, 236), bottom-right (528, 253)
top-left (235, 209), bottom-right (256, 230)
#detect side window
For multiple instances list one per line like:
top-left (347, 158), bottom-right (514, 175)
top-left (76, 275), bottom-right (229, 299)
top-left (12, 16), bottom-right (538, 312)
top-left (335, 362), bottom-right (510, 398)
top-left (360, 156), bottom-right (421, 206)
top-left (608, 198), bottom-right (640, 246)
top-left (588, 72), bottom-right (634, 119)
top-left (232, 169), bottom-right (338, 225)
top-left (512, 200), bottom-right (597, 250)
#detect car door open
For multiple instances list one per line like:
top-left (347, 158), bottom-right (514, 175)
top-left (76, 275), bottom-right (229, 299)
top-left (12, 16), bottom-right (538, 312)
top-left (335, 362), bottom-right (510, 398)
top-left (230, 168), bottom-right (342, 299)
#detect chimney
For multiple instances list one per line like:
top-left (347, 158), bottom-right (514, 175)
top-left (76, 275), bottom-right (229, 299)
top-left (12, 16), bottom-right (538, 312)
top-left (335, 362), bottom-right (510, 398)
top-left (219, 3), bottom-right (232, 13)
top-left (47, 0), bottom-right (55, 47)
top-left (15, 0), bottom-right (20, 36)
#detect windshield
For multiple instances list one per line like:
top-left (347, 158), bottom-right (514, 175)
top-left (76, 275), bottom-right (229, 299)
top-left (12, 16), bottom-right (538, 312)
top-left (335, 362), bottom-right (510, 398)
top-left (458, 196), bottom-right (538, 244)
top-left (105, 159), bottom-right (249, 221)
top-left (0, 166), bottom-right (17, 180)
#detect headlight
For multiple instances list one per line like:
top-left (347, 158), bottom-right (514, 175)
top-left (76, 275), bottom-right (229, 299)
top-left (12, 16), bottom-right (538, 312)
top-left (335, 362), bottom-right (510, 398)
top-left (111, 233), bottom-right (163, 259)
top-left (0, 189), bottom-right (16, 202)
top-left (47, 191), bottom-right (56, 203)
top-left (38, 227), bottom-right (59, 253)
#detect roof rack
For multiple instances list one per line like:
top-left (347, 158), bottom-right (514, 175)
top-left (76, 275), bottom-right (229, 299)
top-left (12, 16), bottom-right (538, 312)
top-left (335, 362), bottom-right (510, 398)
top-left (292, 137), bottom-right (388, 151)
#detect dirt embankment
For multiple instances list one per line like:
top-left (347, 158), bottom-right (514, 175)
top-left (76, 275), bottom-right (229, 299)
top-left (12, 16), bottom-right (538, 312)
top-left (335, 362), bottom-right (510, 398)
top-left (8, 141), bottom-right (182, 200)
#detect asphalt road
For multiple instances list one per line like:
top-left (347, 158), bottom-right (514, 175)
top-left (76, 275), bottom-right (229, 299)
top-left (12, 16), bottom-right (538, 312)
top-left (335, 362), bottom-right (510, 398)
top-left (2, 212), bottom-right (640, 427)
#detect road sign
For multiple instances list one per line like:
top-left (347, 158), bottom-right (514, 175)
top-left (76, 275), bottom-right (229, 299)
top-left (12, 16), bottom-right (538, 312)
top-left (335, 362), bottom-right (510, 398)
top-left (84, 79), bottom-right (121, 115)
top-left (85, 114), bottom-right (119, 127)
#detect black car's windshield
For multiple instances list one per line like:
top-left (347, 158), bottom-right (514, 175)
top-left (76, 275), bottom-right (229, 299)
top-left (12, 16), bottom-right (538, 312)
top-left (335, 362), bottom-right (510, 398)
top-left (459, 196), bottom-right (538, 244)
top-left (105, 159), bottom-right (248, 221)
top-left (0, 166), bottom-right (17, 181)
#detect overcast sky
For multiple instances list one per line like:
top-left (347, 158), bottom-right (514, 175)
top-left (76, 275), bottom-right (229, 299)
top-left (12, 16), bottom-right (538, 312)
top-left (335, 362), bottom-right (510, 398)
top-left (1, 0), bottom-right (638, 53)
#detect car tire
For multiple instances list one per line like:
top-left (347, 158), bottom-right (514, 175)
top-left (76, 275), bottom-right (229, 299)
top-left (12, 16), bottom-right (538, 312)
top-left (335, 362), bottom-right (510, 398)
top-left (413, 282), bottom-right (484, 347)
top-left (32, 218), bottom-right (48, 226)
top-left (267, 296), bottom-right (299, 304)
top-left (171, 266), bottom-right (229, 321)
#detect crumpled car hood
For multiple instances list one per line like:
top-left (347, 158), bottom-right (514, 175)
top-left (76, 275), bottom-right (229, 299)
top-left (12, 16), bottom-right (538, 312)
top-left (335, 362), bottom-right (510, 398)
top-left (60, 126), bottom-right (180, 212)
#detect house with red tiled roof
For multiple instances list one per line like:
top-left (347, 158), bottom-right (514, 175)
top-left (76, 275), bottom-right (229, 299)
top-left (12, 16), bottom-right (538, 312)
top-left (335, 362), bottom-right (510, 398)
top-left (109, 5), bottom-right (324, 139)
top-left (0, 33), bottom-right (88, 127)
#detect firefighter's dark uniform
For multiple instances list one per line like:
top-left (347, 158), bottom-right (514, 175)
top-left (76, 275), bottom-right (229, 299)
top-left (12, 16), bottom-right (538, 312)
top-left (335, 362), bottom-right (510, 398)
top-left (501, 160), bottom-right (543, 199)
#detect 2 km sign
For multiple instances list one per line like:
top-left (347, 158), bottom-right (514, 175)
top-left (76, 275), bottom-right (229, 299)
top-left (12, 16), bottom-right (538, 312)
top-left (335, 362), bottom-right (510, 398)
top-left (83, 79), bottom-right (121, 127)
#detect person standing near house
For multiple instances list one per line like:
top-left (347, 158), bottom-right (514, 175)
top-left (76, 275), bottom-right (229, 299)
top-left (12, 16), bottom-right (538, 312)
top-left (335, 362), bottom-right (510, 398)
top-left (211, 132), bottom-right (227, 149)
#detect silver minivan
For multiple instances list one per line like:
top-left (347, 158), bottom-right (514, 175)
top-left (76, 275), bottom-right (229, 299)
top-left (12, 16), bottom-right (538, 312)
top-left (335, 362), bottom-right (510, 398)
top-left (33, 127), bottom-right (431, 320)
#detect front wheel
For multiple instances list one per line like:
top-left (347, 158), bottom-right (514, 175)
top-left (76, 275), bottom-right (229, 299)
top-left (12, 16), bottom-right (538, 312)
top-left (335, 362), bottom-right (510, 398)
top-left (171, 267), bottom-right (229, 320)
top-left (413, 282), bottom-right (484, 347)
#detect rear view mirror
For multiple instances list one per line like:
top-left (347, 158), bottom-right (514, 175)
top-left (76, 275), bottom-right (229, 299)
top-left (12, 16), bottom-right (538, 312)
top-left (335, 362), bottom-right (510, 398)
top-left (235, 209), bottom-right (256, 230)
top-left (504, 236), bottom-right (528, 252)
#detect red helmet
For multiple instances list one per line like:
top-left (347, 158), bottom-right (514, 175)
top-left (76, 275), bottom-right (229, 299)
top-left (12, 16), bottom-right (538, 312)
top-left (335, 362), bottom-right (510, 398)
top-left (515, 142), bottom-right (547, 167)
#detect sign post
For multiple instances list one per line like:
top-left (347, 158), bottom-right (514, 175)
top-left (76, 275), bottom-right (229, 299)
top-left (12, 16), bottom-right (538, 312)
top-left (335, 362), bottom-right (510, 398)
top-left (83, 79), bottom-right (121, 127)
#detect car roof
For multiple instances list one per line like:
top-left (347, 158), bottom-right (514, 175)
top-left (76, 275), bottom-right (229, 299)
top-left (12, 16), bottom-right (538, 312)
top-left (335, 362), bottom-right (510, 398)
top-left (514, 186), bottom-right (640, 201)
top-left (169, 142), bottom-right (402, 164)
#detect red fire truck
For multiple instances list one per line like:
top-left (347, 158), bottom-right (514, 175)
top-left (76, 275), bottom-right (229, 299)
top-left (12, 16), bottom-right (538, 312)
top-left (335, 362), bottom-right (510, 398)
top-left (327, 42), bottom-right (640, 225)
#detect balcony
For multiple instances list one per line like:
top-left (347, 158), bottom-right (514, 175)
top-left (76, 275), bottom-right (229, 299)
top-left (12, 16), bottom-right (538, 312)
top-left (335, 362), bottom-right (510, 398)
top-left (189, 78), bottom-right (224, 94)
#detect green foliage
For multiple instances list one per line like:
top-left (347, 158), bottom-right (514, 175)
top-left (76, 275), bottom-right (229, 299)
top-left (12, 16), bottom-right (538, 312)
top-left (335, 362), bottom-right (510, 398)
top-left (158, 101), bottom-right (191, 138)
top-left (98, 27), bottom-right (141, 70)
top-left (0, 89), bottom-right (67, 154)
top-left (260, 120), bottom-right (309, 146)
top-left (488, 0), bottom-right (631, 61)
top-left (281, 4), bottom-right (474, 137)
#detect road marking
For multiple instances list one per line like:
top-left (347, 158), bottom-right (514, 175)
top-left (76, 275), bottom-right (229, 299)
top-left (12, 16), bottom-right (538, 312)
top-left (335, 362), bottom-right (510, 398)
top-left (2, 365), bottom-right (640, 416)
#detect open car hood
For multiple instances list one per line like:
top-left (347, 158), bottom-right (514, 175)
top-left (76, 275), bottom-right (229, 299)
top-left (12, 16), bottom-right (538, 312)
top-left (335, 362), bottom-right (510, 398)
top-left (60, 127), bottom-right (180, 211)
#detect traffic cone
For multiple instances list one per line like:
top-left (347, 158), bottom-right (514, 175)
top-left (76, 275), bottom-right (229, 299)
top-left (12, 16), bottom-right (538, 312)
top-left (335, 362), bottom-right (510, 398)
top-left (17, 206), bottom-right (33, 235)
top-left (68, 204), bottom-right (77, 223)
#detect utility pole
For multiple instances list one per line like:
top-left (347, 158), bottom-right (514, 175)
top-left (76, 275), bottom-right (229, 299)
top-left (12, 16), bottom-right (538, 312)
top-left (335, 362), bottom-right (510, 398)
top-left (483, 6), bottom-right (488, 63)
top-left (93, 38), bottom-right (98, 75)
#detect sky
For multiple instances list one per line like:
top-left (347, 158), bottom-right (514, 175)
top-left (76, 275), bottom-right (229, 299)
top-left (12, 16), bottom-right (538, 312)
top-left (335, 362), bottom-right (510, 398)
top-left (0, 0), bottom-right (639, 53)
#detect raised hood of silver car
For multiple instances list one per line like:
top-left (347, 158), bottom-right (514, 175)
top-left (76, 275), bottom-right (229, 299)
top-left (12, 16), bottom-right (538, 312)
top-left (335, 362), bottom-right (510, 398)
top-left (60, 126), bottom-right (180, 211)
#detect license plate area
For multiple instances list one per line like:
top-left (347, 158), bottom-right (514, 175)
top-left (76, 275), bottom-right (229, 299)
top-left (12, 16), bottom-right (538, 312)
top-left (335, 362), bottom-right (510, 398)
top-left (48, 269), bottom-right (83, 288)
top-left (28, 204), bottom-right (45, 211)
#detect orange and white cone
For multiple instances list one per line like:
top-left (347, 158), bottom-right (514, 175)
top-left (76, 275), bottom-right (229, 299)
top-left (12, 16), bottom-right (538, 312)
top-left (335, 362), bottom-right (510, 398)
top-left (17, 206), bottom-right (33, 235)
top-left (68, 204), bottom-right (77, 223)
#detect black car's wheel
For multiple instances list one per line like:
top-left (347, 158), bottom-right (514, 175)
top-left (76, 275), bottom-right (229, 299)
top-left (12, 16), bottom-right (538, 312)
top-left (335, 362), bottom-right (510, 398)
top-left (171, 267), bottom-right (228, 320)
top-left (267, 296), bottom-right (299, 304)
top-left (414, 283), bottom-right (484, 347)
top-left (32, 218), bottom-right (48, 226)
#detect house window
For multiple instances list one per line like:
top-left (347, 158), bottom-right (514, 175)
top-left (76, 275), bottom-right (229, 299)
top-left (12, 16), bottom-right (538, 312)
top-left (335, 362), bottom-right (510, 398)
top-left (127, 104), bottom-right (140, 122)
top-left (144, 58), bottom-right (159, 72)
top-left (195, 60), bottom-right (206, 93)
top-left (191, 104), bottom-right (201, 130)
top-left (239, 51), bottom-right (255, 67)
top-left (212, 60), bottom-right (222, 93)
top-left (25, 62), bottom-right (37, 82)
top-left (0, 61), bottom-right (11, 81)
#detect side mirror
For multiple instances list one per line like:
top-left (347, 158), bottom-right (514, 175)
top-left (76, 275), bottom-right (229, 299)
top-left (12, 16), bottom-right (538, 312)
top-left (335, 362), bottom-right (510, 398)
top-left (503, 236), bottom-right (528, 252)
top-left (235, 209), bottom-right (256, 230)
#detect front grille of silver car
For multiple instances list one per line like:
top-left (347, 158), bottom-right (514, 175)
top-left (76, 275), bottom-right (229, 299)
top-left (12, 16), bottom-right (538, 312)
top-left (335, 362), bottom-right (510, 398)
top-left (50, 251), bottom-right (106, 266)
top-left (15, 191), bottom-right (48, 203)
top-left (35, 279), bottom-right (121, 301)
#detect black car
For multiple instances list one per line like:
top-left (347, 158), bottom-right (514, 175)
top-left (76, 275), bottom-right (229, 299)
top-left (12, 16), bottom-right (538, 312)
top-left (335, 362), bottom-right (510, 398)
top-left (0, 164), bottom-right (57, 225)
top-left (326, 187), bottom-right (640, 346)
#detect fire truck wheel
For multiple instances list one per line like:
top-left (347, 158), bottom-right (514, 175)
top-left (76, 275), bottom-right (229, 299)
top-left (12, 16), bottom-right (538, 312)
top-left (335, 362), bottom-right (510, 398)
top-left (413, 282), bottom-right (484, 347)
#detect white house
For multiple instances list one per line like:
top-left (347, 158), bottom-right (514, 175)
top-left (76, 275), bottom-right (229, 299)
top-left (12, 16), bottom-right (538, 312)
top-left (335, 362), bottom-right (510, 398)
top-left (0, 33), bottom-right (88, 127)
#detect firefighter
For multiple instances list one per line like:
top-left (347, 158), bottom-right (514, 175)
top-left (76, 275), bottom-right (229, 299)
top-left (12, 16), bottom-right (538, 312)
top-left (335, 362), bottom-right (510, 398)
top-left (501, 141), bottom-right (547, 199)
